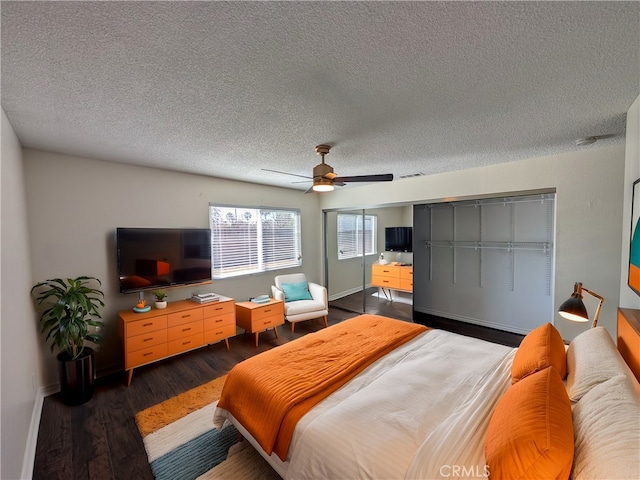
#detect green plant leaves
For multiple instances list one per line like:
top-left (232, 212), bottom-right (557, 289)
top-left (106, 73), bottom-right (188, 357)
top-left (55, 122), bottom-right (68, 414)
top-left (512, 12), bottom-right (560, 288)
top-left (31, 276), bottom-right (105, 359)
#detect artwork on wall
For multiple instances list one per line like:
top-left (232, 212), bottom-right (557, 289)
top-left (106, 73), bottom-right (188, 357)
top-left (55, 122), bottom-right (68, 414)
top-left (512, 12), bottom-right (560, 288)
top-left (628, 178), bottom-right (640, 295)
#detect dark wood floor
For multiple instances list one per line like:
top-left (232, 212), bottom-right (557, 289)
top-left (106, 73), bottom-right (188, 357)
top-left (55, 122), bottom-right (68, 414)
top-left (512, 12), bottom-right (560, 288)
top-left (33, 296), bottom-right (523, 479)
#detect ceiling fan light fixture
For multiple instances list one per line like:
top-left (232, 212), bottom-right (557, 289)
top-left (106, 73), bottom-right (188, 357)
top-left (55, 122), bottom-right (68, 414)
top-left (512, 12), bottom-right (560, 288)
top-left (312, 177), bottom-right (334, 192)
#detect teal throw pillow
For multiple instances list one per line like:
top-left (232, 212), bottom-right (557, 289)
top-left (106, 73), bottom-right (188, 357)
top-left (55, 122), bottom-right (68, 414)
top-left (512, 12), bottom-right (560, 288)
top-left (281, 281), bottom-right (313, 302)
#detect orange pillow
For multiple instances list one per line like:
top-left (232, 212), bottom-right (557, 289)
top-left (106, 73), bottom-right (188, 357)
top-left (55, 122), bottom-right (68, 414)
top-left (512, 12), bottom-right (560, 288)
top-left (511, 323), bottom-right (566, 384)
top-left (485, 367), bottom-right (574, 480)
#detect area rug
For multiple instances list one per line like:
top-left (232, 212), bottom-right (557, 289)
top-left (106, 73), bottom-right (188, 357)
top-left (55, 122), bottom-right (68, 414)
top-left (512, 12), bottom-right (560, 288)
top-left (135, 375), bottom-right (280, 480)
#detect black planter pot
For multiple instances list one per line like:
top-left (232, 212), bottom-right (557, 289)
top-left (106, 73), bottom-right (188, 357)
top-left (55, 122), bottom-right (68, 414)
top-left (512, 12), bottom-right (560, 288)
top-left (57, 347), bottom-right (94, 406)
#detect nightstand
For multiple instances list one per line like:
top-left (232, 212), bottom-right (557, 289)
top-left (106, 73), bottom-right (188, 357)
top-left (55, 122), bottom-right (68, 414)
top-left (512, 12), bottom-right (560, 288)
top-left (235, 298), bottom-right (284, 347)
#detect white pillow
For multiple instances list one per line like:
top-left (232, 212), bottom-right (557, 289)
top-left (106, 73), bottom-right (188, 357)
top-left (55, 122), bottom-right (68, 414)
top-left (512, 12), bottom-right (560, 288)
top-left (566, 327), bottom-right (629, 402)
top-left (571, 374), bottom-right (640, 480)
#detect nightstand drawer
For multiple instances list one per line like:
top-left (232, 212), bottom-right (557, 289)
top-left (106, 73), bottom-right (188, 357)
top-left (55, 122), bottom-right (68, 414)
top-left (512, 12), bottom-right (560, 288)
top-left (251, 302), bottom-right (284, 321)
top-left (400, 278), bottom-right (413, 291)
top-left (167, 332), bottom-right (204, 356)
top-left (400, 268), bottom-right (413, 280)
top-left (127, 329), bottom-right (168, 353)
top-left (126, 344), bottom-right (168, 369)
top-left (251, 313), bottom-right (284, 331)
top-left (203, 323), bottom-right (236, 344)
top-left (203, 301), bottom-right (234, 318)
top-left (204, 312), bottom-right (235, 330)
top-left (168, 308), bottom-right (203, 326)
top-left (167, 320), bottom-right (203, 341)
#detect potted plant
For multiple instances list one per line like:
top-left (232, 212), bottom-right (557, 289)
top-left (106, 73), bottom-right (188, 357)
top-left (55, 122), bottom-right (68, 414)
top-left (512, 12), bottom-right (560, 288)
top-left (152, 289), bottom-right (168, 309)
top-left (31, 276), bottom-right (105, 406)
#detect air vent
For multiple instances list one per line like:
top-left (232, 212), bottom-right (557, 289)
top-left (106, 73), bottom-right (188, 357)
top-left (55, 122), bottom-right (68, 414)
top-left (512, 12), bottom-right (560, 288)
top-left (399, 172), bottom-right (425, 179)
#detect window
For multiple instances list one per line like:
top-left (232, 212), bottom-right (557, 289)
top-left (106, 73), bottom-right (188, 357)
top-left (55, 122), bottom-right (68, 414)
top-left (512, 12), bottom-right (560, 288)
top-left (337, 213), bottom-right (376, 260)
top-left (209, 205), bottom-right (302, 278)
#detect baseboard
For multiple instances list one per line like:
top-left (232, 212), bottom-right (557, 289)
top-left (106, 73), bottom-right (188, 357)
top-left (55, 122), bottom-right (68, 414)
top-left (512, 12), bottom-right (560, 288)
top-left (21, 383), bottom-right (58, 479)
top-left (413, 306), bottom-right (530, 335)
top-left (328, 284), bottom-right (372, 302)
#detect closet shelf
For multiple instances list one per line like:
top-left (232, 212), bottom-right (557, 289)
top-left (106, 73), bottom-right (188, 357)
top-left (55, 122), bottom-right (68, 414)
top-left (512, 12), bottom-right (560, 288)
top-left (424, 240), bottom-right (551, 252)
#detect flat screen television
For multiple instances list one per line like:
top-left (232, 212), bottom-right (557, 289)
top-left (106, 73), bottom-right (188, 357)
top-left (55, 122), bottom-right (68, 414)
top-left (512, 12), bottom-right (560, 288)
top-left (116, 227), bottom-right (212, 294)
top-left (385, 226), bottom-right (413, 252)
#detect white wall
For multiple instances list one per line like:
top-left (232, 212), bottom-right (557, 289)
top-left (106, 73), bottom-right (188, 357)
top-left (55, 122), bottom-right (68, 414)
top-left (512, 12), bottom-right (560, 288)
top-left (321, 144), bottom-right (626, 341)
top-left (620, 95), bottom-right (640, 309)
top-left (1, 110), bottom-right (43, 479)
top-left (23, 150), bottom-right (322, 382)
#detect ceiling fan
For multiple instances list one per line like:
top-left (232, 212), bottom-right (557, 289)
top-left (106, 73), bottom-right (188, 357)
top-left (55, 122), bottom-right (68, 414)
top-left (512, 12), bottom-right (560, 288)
top-left (263, 144), bottom-right (394, 192)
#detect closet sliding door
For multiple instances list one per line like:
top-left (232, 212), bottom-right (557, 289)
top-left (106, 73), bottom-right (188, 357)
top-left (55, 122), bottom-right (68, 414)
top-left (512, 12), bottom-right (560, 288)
top-left (325, 209), bottom-right (370, 314)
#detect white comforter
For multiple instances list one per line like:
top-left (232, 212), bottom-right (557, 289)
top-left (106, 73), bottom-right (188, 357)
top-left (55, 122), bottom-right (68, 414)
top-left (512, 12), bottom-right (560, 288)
top-left (218, 328), bottom-right (515, 480)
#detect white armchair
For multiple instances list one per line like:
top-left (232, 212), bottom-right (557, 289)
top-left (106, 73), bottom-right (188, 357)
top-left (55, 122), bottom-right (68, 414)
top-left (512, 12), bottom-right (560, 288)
top-left (271, 273), bottom-right (329, 332)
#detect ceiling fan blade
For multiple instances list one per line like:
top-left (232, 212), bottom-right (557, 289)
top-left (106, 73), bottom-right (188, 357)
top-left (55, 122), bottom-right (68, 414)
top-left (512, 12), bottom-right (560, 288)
top-left (333, 174), bottom-right (394, 183)
top-left (262, 168), bottom-right (312, 180)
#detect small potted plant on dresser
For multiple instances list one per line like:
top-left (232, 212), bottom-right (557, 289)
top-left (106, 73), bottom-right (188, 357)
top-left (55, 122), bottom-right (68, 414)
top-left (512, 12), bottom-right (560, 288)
top-left (152, 289), bottom-right (168, 309)
top-left (31, 276), bottom-right (105, 406)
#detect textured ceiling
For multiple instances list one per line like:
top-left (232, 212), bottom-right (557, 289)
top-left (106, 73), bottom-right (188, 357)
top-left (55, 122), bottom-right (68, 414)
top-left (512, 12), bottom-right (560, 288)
top-left (2, 1), bottom-right (639, 191)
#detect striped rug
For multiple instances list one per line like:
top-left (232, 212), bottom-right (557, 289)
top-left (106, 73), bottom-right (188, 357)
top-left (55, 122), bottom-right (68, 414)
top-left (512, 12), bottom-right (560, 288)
top-left (135, 375), bottom-right (279, 480)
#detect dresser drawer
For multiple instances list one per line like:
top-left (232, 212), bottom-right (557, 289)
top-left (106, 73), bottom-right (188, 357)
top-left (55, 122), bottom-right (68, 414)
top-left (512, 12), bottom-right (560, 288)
top-left (372, 264), bottom-right (400, 278)
top-left (126, 329), bottom-right (168, 353)
top-left (168, 308), bottom-right (203, 326)
top-left (204, 312), bottom-right (235, 330)
top-left (127, 315), bottom-right (167, 337)
top-left (251, 302), bottom-right (284, 321)
top-left (400, 268), bottom-right (413, 280)
top-left (203, 301), bottom-right (234, 318)
top-left (167, 320), bottom-right (203, 341)
top-left (126, 344), bottom-right (168, 369)
top-left (203, 323), bottom-right (236, 344)
top-left (167, 332), bottom-right (204, 356)
top-left (372, 275), bottom-right (401, 289)
top-left (400, 278), bottom-right (413, 292)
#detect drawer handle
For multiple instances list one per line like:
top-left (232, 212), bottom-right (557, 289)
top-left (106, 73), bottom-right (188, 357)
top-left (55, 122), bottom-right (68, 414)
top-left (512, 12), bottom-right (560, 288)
top-left (143, 352), bottom-right (153, 357)
top-left (215, 319), bottom-right (223, 323)
top-left (182, 341), bottom-right (191, 346)
top-left (182, 327), bottom-right (191, 332)
top-left (215, 331), bottom-right (223, 335)
top-left (264, 309), bottom-right (271, 313)
top-left (215, 307), bottom-right (223, 311)
top-left (181, 314), bottom-right (191, 319)
top-left (143, 322), bottom-right (153, 327)
top-left (143, 337), bottom-right (153, 342)
top-left (264, 321), bottom-right (272, 325)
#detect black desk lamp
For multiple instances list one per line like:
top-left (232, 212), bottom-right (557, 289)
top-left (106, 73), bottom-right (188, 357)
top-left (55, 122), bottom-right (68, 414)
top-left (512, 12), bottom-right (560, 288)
top-left (558, 282), bottom-right (604, 328)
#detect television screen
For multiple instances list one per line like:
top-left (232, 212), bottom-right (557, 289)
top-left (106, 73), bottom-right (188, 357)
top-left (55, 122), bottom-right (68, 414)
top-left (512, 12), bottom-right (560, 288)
top-left (385, 226), bottom-right (413, 252)
top-left (117, 228), bottom-right (212, 294)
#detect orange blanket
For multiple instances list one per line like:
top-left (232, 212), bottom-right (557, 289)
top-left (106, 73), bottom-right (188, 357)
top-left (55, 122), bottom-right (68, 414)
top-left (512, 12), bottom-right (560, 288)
top-left (217, 314), bottom-right (428, 460)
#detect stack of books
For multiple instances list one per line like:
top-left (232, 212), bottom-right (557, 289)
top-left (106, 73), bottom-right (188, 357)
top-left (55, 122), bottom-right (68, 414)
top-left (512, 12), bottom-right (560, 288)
top-left (191, 293), bottom-right (219, 304)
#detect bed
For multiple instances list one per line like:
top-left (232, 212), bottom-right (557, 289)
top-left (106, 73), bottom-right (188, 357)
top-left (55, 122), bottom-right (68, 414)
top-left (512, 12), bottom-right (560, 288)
top-left (213, 314), bottom-right (640, 480)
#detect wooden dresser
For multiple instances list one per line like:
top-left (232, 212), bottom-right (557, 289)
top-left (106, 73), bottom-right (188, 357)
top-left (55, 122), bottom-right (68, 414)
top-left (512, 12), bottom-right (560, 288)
top-left (235, 298), bottom-right (284, 347)
top-left (119, 297), bottom-right (235, 385)
top-left (371, 264), bottom-right (413, 292)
